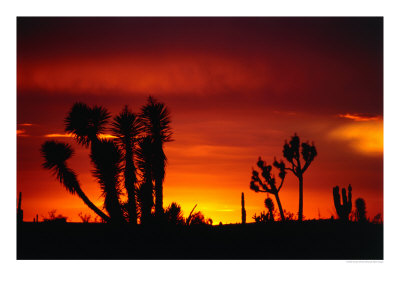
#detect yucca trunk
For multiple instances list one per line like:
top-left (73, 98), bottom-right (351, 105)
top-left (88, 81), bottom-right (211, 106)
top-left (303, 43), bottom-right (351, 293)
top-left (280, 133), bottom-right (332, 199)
top-left (90, 141), bottom-right (125, 223)
top-left (298, 175), bottom-right (303, 222)
top-left (154, 177), bottom-right (163, 217)
top-left (274, 192), bottom-right (285, 222)
top-left (104, 191), bottom-right (125, 223)
top-left (139, 180), bottom-right (154, 225)
top-left (124, 146), bottom-right (137, 224)
top-left (153, 144), bottom-right (165, 218)
top-left (75, 185), bottom-right (110, 222)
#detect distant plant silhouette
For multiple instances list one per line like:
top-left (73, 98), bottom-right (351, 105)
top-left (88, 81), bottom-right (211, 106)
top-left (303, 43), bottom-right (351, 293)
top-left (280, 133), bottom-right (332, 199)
top-left (112, 106), bottom-right (143, 224)
top-left (252, 211), bottom-right (269, 223)
top-left (355, 198), bottom-right (367, 222)
top-left (333, 185), bottom-right (352, 222)
top-left (17, 192), bottom-right (23, 223)
top-left (165, 202), bottom-right (185, 225)
top-left (241, 192), bottom-right (246, 224)
top-left (264, 197), bottom-right (275, 221)
top-left (43, 209), bottom-right (67, 223)
top-left (250, 157), bottom-right (286, 221)
top-left (41, 141), bottom-right (110, 222)
top-left (78, 212), bottom-right (92, 223)
top-left (185, 204), bottom-right (198, 226)
top-left (140, 96), bottom-right (173, 218)
top-left (372, 213), bottom-right (382, 224)
top-left (188, 211), bottom-right (206, 225)
top-left (252, 199), bottom-right (276, 223)
top-left (281, 209), bottom-right (295, 221)
top-left (282, 133), bottom-right (317, 222)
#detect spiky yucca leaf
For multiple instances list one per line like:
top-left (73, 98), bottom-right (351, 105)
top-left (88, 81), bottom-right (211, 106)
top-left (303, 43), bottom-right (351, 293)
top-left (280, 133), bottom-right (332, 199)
top-left (41, 140), bottom-right (111, 222)
top-left (140, 96), bottom-right (172, 143)
top-left (65, 102), bottom-right (110, 147)
top-left (41, 141), bottom-right (77, 194)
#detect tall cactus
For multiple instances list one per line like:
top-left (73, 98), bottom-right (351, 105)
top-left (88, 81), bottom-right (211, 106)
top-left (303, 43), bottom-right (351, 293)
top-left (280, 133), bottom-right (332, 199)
top-left (241, 192), bottom-right (246, 224)
top-left (333, 184), bottom-right (352, 221)
top-left (17, 192), bottom-right (23, 223)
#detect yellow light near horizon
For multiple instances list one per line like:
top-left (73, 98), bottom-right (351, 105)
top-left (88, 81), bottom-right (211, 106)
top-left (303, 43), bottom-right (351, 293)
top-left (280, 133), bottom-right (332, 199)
top-left (44, 133), bottom-right (117, 139)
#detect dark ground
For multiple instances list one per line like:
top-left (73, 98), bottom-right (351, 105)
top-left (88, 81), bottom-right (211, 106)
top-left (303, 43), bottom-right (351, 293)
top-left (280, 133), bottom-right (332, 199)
top-left (17, 220), bottom-right (383, 260)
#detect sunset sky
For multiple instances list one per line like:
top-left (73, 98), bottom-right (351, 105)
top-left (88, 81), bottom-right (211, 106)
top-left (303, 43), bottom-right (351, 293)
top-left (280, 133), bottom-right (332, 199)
top-left (17, 17), bottom-right (383, 223)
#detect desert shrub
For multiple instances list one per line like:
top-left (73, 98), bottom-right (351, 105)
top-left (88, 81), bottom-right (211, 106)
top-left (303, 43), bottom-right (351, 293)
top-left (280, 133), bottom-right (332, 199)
top-left (78, 212), bottom-right (92, 223)
top-left (43, 209), bottom-right (67, 223)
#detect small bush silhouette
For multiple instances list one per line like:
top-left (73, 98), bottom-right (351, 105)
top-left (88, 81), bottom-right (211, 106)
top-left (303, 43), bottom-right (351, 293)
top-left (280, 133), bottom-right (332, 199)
top-left (355, 198), bottom-right (367, 222)
top-left (43, 210), bottom-right (67, 223)
top-left (372, 213), bottom-right (382, 224)
top-left (252, 212), bottom-right (269, 223)
top-left (78, 212), bottom-right (92, 223)
top-left (264, 198), bottom-right (275, 221)
top-left (165, 202), bottom-right (185, 225)
top-left (189, 211), bottom-right (206, 225)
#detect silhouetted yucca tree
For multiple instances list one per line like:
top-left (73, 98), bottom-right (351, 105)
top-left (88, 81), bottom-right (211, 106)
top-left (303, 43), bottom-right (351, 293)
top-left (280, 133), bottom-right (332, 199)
top-left (140, 96), bottom-right (172, 217)
top-left (65, 102), bottom-right (125, 223)
top-left (250, 157), bottom-right (286, 221)
top-left (136, 136), bottom-right (155, 224)
top-left (112, 106), bottom-right (143, 224)
top-left (282, 134), bottom-right (317, 222)
top-left (41, 141), bottom-right (110, 222)
top-left (90, 139), bottom-right (125, 223)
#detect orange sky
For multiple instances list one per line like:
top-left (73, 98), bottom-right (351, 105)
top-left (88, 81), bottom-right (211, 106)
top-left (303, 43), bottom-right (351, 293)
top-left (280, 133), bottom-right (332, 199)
top-left (17, 17), bottom-right (383, 223)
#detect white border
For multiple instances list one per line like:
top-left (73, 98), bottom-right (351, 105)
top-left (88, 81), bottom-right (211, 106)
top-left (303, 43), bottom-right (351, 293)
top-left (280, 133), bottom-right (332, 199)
top-left (2, 1), bottom-right (399, 300)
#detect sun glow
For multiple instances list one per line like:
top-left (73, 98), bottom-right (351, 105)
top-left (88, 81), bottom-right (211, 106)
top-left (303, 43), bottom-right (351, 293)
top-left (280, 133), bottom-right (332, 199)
top-left (330, 119), bottom-right (383, 155)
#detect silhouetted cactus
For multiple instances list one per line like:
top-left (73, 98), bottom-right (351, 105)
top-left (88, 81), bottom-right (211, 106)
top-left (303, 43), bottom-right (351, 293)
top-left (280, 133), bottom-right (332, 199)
top-left (241, 192), bottom-right (246, 224)
top-left (333, 185), bottom-right (352, 221)
top-left (355, 198), bottom-right (367, 222)
top-left (17, 192), bottom-right (23, 223)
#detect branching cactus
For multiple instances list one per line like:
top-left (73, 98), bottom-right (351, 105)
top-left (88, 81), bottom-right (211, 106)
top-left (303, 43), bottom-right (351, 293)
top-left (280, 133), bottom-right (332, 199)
top-left (333, 184), bottom-right (352, 221)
